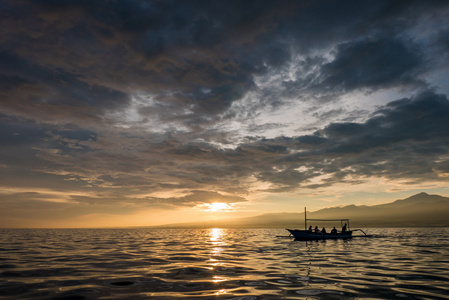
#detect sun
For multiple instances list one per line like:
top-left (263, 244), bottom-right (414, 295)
top-left (205, 202), bottom-right (231, 212)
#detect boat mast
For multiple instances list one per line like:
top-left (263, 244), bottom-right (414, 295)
top-left (304, 207), bottom-right (307, 230)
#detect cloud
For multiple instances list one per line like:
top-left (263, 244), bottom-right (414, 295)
top-left (0, 51), bottom-right (130, 122)
top-left (144, 190), bottom-right (247, 208)
top-left (1, 1), bottom-right (449, 225)
top-left (320, 37), bottom-right (425, 92)
top-left (1, 1), bottom-right (447, 129)
top-left (4, 89), bottom-right (447, 202)
top-left (246, 91), bottom-right (449, 190)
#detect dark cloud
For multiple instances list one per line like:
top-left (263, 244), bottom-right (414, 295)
top-left (0, 50), bottom-right (129, 111)
top-left (30, 88), bottom-right (449, 193)
top-left (244, 91), bottom-right (449, 190)
top-left (2, 2), bottom-right (447, 119)
top-left (4, 0), bottom-right (440, 125)
top-left (320, 37), bottom-right (425, 92)
top-left (437, 29), bottom-right (449, 53)
top-left (0, 114), bottom-right (43, 147)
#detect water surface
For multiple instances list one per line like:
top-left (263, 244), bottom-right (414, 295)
top-left (1, 228), bottom-right (449, 299)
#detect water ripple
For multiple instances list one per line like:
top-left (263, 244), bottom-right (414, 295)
top-left (1, 228), bottom-right (449, 299)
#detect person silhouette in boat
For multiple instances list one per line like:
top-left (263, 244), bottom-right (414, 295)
top-left (314, 226), bottom-right (320, 233)
top-left (331, 226), bottom-right (337, 234)
top-left (308, 225), bottom-right (312, 231)
top-left (342, 223), bottom-right (347, 233)
top-left (321, 227), bottom-right (327, 234)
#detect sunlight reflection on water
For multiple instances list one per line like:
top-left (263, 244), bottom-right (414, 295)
top-left (1, 228), bottom-right (449, 299)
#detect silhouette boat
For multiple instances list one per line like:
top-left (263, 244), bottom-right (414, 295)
top-left (286, 208), bottom-right (367, 240)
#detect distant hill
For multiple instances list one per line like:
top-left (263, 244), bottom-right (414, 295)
top-left (308, 192), bottom-right (449, 227)
top-left (156, 192), bottom-right (449, 228)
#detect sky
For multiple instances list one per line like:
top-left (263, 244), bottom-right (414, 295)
top-left (1, 0), bottom-right (449, 228)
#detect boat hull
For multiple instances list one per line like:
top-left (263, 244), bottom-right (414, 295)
top-left (286, 229), bottom-right (352, 240)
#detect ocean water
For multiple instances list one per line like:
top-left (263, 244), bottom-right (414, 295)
top-left (1, 228), bottom-right (449, 299)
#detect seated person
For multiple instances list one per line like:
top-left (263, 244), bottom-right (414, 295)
top-left (314, 226), bottom-right (320, 233)
top-left (321, 227), bottom-right (326, 234)
top-left (330, 226), bottom-right (337, 234)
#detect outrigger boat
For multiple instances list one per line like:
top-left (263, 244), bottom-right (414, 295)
top-left (286, 208), bottom-right (367, 240)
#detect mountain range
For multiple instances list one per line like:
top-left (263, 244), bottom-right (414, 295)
top-left (156, 192), bottom-right (449, 228)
